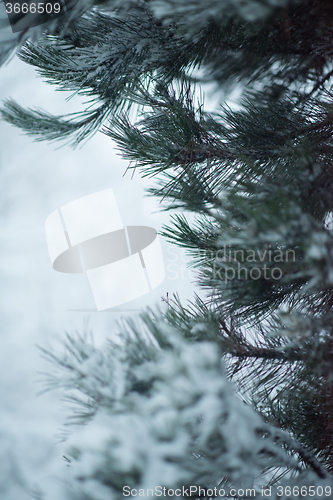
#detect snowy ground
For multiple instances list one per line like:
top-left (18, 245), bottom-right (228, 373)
top-left (0, 55), bottom-right (198, 498)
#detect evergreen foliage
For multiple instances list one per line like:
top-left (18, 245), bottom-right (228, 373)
top-left (2, 0), bottom-right (333, 498)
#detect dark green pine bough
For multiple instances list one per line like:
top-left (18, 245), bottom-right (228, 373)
top-left (2, 0), bottom-right (333, 498)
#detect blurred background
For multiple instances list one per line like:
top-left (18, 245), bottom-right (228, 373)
top-left (0, 54), bottom-right (198, 498)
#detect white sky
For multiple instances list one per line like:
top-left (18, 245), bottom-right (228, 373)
top-left (0, 54), bottom-right (199, 498)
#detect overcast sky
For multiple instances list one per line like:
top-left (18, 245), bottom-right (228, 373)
top-left (0, 53), bottom-right (199, 498)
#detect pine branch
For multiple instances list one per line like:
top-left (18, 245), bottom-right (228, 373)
top-left (271, 428), bottom-right (330, 480)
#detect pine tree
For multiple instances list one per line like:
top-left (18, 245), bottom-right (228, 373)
top-left (2, 0), bottom-right (333, 498)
